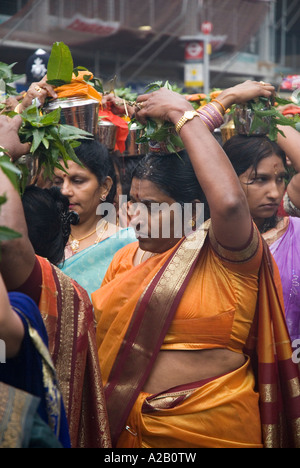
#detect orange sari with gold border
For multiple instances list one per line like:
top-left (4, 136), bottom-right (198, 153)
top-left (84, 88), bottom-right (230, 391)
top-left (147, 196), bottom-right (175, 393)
top-left (93, 221), bottom-right (300, 448)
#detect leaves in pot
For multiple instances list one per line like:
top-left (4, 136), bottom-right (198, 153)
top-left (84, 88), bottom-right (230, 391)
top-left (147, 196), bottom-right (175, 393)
top-left (17, 103), bottom-right (93, 183)
top-left (131, 81), bottom-right (185, 155)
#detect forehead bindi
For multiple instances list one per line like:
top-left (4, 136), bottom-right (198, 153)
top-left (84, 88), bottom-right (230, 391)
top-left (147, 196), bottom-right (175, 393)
top-left (256, 156), bottom-right (285, 173)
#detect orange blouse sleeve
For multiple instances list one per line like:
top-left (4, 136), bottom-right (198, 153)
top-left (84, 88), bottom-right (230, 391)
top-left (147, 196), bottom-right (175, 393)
top-left (208, 221), bottom-right (263, 273)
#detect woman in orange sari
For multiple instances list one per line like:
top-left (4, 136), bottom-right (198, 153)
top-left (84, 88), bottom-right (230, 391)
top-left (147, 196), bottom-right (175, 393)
top-left (92, 81), bottom-right (300, 448)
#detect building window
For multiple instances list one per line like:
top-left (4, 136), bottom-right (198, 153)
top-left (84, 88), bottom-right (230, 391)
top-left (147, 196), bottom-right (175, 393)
top-left (0, 0), bottom-right (28, 16)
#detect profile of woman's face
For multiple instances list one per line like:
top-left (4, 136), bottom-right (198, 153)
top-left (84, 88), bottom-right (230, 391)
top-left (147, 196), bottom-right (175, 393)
top-left (129, 177), bottom-right (184, 253)
top-left (238, 155), bottom-right (286, 228)
top-left (52, 160), bottom-right (108, 223)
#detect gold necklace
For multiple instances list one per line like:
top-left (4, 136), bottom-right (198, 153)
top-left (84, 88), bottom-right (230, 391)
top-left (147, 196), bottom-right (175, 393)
top-left (70, 228), bottom-right (97, 253)
top-left (69, 219), bottom-right (109, 254)
top-left (94, 220), bottom-right (109, 244)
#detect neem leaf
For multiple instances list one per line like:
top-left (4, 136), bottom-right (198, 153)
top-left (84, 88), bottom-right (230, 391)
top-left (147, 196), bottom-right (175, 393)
top-left (47, 42), bottom-right (73, 84)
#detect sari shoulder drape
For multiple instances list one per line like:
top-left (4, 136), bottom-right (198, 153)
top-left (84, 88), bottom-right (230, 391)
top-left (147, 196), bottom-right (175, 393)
top-left (267, 216), bottom-right (300, 342)
top-left (102, 223), bottom-right (210, 446)
top-left (244, 240), bottom-right (300, 448)
top-left (37, 255), bottom-right (111, 448)
top-left (60, 227), bottom-right (137, 298)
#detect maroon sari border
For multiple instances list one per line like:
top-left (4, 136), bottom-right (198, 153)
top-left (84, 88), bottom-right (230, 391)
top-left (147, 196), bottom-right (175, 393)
top-left (105, 239), bottom-right (185, 399)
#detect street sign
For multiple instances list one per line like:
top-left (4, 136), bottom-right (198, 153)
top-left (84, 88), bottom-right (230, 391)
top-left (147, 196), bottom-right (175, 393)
top-left (184, 41), bottom-right (204, 61)
top-left (184, 63), bottom-right (204, 88)
top-left (201, 21), bottom-right (213, 35)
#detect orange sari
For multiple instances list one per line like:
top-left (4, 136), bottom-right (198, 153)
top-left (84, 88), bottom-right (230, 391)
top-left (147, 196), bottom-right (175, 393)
top-left (93, 221), bottom-right (300, 448)
top-left (36, 255), bottom-right (111, 448)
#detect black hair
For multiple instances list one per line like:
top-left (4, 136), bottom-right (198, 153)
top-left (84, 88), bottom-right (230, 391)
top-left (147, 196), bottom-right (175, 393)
top-left (22, 185), bottom-right (79, 265)
top-left (74, 139), bottom-right (116, 204)
top-left (223, 134), bottom-right (287, 176)
top-left (110, 152), bottom-right (141, 198)
top-left (132, 150), bottom-right (210, 220)
top-left (223, 135), bottom-right (287, 232)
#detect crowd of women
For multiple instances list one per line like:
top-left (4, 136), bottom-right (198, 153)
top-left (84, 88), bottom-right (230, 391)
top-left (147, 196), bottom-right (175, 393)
top-left (0, 75), bottom-right (300, 448)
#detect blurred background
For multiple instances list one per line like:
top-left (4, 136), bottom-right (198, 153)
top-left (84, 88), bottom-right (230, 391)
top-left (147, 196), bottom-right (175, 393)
top-left (0, 0), bottom-right (300, 96)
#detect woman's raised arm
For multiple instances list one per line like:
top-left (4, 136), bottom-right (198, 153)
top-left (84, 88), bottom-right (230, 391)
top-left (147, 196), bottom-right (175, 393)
top-left (135, 80), bottom-right (275, 248)
top-left (0, 115), bottom-right (36, 290)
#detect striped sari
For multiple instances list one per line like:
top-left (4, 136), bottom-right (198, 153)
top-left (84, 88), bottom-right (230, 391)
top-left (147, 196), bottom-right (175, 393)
top-left (36, 255), bottom-right (111, 448)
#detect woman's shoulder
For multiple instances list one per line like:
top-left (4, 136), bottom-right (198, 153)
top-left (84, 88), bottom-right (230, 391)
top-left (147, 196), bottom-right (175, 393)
top-left (262, 216), bottom-right (290, 246)
top-left (110, 239), bottom-right (139, 262)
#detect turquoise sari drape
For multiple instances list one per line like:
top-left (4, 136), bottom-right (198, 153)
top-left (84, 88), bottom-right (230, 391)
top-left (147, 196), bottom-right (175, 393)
top-left (60, 227), bottom-right (137, 297)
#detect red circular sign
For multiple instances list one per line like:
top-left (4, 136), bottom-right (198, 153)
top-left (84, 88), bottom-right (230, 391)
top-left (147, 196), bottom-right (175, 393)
top-left (185, 42), bottom-right (203, 60)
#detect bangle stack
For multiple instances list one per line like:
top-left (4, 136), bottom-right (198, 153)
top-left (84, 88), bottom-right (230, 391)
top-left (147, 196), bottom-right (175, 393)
top-left (197, 102), bottom-right (225, 132)
top-left (211, 99), bottom-right (227, 113)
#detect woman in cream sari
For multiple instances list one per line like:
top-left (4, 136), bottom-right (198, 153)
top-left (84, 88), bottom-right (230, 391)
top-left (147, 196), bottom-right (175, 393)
top-left (92, 82), bottom-right (300, 448)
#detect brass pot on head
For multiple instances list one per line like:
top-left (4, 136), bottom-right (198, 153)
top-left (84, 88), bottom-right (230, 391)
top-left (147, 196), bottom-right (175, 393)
top-left (43, 96), bottom-right (100, 134)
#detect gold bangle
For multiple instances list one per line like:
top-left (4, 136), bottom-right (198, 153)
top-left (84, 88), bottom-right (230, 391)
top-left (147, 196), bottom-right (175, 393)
top-left (211, 99), bottom-right (226, 113)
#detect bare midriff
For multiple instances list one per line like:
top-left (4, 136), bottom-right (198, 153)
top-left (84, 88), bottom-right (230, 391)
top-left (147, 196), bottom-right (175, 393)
top-left (142, 348), bottom-right (246, 394)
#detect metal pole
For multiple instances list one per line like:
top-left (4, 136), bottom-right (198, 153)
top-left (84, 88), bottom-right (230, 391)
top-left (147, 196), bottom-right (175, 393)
top-left (280, 0), bottom-right (287, 67)
top-left (203, 36), bottom-right (210, 94)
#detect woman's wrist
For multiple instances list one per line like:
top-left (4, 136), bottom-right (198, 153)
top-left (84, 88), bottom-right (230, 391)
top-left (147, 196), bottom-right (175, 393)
top-left (168, 102), bottom-right (194, 126)
top-left (212, 88), bottom-right (237, 111)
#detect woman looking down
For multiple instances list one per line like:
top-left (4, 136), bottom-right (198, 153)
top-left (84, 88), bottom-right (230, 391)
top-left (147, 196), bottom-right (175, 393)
top-left (92, 81), bottom-right (300, 448)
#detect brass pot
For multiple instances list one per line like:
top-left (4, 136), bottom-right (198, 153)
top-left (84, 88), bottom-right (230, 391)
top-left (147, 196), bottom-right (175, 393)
top-left (233, 103), bottom-right (271, 136)
top-left (124, 123), bottom-right (149, 156)
top-left (220, 119), bottom-right (236, 144)
top-left (43, 97), bottom-right (100, 135)
top-left (97, 119), bottom-right (117, 151)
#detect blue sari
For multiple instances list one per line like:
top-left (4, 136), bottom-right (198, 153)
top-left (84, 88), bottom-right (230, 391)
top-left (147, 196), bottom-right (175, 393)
top-left (0, 292), bottom-right (71, 448)
top-left (60, 227), bottom-right (137, 298)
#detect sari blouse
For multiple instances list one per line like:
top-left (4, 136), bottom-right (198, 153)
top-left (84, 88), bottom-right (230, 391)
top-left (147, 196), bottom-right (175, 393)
top-left (94, 222), bottom-right (263, 384)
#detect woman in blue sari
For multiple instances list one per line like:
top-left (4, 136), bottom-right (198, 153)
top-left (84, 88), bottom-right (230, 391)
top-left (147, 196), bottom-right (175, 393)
top-left (52, 139), bottom-right (136, 297)
top-left (0, 273), bottom-right (70, 448)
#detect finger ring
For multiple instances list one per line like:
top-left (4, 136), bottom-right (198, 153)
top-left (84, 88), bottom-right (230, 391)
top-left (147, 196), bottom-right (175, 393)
top-left (259, 81), bottom-right (266, 85)
top-left (35, 86), bottom-right (42, 92)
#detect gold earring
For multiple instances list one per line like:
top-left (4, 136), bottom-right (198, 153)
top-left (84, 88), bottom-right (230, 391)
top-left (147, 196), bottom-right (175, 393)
top-left (188, 219), bottom-right (195, 227)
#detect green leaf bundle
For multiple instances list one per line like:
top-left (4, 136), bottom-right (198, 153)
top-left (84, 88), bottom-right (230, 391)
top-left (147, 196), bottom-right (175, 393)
top-left (0, 155), bottom-right (22, 256)
top-left (233, 96), bottom-right (295, 141)
top-left (18, 103), bottom-right (93, 181)
top-left (131, 81), bottom-right (184, 155)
